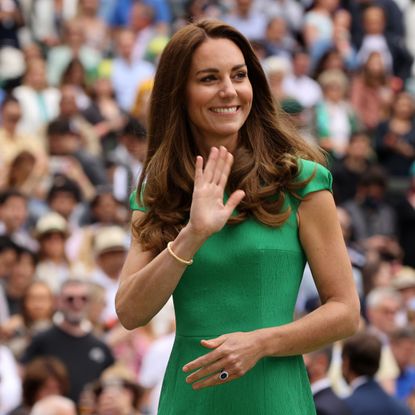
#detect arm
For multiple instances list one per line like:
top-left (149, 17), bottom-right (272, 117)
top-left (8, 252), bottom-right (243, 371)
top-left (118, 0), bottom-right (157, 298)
top-left (258, 190), bottom-right (360, 354)
top-left (115, 218), bottom-right (206, 329)
top-left (184, 190), bottom-right (360, 389)
top-left (115, 146), bottom-right (245, 329)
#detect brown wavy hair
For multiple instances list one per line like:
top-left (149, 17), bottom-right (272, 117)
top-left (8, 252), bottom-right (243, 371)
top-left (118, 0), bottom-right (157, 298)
top-left (133, 19), bottom-right (325, 252)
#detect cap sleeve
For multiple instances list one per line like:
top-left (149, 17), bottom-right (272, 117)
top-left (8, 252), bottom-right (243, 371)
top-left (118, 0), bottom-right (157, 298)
top-left (294, 159), bottom-right (333, 198)
top-left (129, 189), bottom-right (146, 212)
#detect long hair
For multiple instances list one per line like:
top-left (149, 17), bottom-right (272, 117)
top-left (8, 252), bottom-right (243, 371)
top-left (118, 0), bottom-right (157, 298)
top-left (133, 19), bottom-right (325, 252)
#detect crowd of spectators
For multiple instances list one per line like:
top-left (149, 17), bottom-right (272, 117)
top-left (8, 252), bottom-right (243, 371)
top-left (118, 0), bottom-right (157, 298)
top-left (0, 0), bottom-right (415, 414)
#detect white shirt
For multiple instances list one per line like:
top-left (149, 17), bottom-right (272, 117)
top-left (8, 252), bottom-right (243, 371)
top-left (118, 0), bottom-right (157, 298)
top-left (325, 101), bottom-right (352, 157)
top-left (311, 377), bottom-right (332, 396)
top-left (0, 345), bottom-right (22, 415)
top-left (0, 285), bottom-right (9, 324)
top-left (357, 35), bottom-right (393, 73)
top-left (222, 10), bottom-right (267, 40)
top-left (283, 75), bottom-right (322, 108)
top-left (139, 332), bottom-right (175, 415)
top-left (14, 85), bottom-right (61, 136)
top-left (350, 376), bottom-right (369, 393)
top-left (90, 268), bottom-right (120, 324)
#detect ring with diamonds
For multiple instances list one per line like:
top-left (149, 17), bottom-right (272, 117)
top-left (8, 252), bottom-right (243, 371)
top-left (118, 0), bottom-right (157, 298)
top-left (219, 370), bottom-right (229, 381)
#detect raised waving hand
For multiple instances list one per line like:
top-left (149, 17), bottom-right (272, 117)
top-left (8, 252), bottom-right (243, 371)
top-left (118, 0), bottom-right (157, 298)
top-left (188, 146), bottom-right (245, 239)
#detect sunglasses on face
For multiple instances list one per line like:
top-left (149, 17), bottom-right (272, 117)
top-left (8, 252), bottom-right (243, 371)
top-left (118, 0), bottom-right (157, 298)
top-left (63, 295), bottom-right (89, 304)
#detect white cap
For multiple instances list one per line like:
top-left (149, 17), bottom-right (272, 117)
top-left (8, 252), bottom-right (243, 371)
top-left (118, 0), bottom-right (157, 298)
top-left (94, 226), bottom-right (129, 256)
top-left (35, 212), bottom-right (68, 238)
top-left (392, 267), bottom-right (415, 290)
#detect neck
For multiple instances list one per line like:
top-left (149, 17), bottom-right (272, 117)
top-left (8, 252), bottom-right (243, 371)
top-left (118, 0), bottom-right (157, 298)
top-left (3, 125), bottom-right (16, 135)
top-left (194, 132), bottom-right (238, 158)
top-left (59, 319), bottom-right (88, 337)
top-left (6, 286), bottom-right (23, 299)
top-left (344, 156), bottom-right (367, 171)
top-left (48, 255), bottom-right (66, 263)
top-left (238, 8), bottom-right (250, 18)
top-left (349, 374), bottom-right (370, 389)
top-left (309, 372), bottom-right (326, 385)
top-left (122, 55), bottom-right (133, 64)
top-left (105, 270), bottom-right (120, 280)
top-left (83, 9), bottom-right (96, 18)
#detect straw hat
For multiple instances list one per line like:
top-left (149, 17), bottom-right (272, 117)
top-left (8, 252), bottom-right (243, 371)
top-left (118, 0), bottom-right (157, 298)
top-left (35, 212), bottom-right (68, 238)
top-left (392, 267), bottom-right (415, 290)
top-left (93, 226), bottom-right (128, 256)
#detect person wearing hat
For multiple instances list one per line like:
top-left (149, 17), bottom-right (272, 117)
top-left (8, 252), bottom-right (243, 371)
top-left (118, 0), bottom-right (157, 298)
top-left (281, 97), bottom-right (316, 145)
top-left (34, 212), bottom-right (74, 293)
top-left (392, 267), bottom-right (415, 307)
top-left (86, 364), bottom-right (144, 415)
top-left (90, 226), bottom-right (128, 326)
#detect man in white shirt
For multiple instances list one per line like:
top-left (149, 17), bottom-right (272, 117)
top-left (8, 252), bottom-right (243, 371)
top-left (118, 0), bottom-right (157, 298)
top-left (111, 29), bottom-right (155, 111)
top-left (222, 0), bottom-right (267, 41)
top-left (283, 50), bottom-right (322, 108)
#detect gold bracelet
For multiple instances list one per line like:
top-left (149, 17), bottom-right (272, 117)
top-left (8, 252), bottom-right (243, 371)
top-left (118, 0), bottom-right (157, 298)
top-left (167, 241), bottom-right (193, 266)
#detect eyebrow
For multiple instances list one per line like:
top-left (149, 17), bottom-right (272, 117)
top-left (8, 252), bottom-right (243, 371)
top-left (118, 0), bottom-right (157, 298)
top-left (195, 64), bottom-right (247, 76)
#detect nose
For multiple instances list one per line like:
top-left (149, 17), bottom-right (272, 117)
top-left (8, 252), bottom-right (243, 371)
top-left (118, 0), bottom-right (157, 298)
top-left (219, 77), bottom-right (237, 98)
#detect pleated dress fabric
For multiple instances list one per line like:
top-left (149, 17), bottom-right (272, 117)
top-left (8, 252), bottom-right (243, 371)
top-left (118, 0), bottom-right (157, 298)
top-left (130, 159), bottom-right (332, 415)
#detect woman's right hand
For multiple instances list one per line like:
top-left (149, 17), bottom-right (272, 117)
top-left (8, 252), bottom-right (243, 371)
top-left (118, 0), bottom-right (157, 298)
top-left (187, 146), bottom-right (245, 239)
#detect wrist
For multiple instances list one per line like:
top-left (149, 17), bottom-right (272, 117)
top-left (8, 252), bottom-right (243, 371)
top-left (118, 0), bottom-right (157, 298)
top-left (166, 225), bottom-right (208, 265)
top-left (254, 327), bottom-right (280, 358)
top-left (180, 223), bottom-right (210, 246)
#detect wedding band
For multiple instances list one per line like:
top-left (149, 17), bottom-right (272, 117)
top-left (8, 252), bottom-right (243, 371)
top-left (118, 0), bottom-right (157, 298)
top-left (219, 370), bottom-right (229, 381)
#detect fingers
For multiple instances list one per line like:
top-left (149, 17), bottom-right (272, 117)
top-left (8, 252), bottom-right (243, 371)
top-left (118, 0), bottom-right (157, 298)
top-left (212, 146), bottom-right (229, 185)
top-left (185, 357), bottom-right (227, 385)
top-left (192, 369), bottom-right (234, 390)
top-left (203, 147), bottom-right (219, 183)
top-left (218, 152), bottom-right (234, 189)
top-left (194, 155), bottom-right (203, 185)
top-left (224, 190), bottom-right (245, 215)
top-left (200, 146), bottom-right (233, 186)
top-left (201, 335), bottom-right (227, 349)
top-left (183, 348), bottom-right (222, 374)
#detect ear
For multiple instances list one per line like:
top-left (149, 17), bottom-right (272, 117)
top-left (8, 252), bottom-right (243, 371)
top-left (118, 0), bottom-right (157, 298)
top-left (315, 353), bottom-right (329, 375)
top-left (341, 354), bottom-right (350, 382)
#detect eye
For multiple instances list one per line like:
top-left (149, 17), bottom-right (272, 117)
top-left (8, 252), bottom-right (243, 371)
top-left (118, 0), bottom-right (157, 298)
top-left (200, 75), bottom-right (217, 83)
top-left (233, 71), bottom-right (248, 80)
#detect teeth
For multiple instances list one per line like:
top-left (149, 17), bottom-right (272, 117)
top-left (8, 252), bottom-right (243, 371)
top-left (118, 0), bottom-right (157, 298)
top-left (211, 107), bottom-right (238, 113)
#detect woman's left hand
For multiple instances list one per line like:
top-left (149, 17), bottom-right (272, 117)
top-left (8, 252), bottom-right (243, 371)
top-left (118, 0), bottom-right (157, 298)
top-left (183, 331), bottom-right (264, 390)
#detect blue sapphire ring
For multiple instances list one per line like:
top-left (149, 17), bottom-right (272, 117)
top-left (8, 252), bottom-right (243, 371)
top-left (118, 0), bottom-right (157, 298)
top-left (219, 370), bottom-right (229, 381)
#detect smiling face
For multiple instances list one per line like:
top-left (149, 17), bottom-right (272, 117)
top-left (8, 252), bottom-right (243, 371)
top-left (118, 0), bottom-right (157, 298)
top-left (186, 37), bottom-right (253, 155)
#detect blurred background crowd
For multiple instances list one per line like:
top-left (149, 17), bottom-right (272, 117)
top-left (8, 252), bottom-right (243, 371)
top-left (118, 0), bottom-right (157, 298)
top-left (0, 0), bottom-right (415, 414)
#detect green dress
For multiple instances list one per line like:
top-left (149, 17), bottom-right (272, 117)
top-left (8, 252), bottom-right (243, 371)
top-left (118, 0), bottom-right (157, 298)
top-left (130, 159), bottom-right (332, 414)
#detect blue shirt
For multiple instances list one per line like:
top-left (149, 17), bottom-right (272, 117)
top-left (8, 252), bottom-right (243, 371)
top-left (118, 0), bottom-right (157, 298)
top-left (396, 367), bottom-right (415, 401)
top-left (108, 0), bottom-right (171, 26)
top-left (111, 58), bottom-right (155, 111)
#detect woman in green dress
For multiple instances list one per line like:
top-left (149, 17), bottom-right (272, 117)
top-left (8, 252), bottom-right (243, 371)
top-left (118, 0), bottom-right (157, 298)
top-left (115, 19), bottom-right (360, 414)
